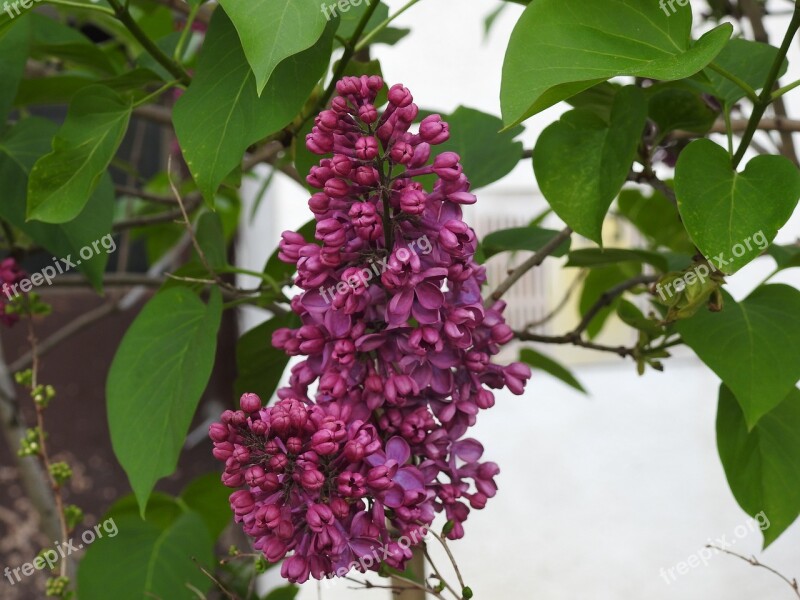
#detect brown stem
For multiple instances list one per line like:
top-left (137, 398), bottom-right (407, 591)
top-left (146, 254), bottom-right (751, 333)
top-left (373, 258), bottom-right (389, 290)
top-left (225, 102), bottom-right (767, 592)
top-left (487, 227), bottom-right (572, 305)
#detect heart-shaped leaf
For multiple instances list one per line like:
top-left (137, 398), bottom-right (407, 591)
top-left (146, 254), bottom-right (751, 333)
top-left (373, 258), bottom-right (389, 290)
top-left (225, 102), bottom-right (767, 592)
top-left (717, 384), bottom-right (800, 547)
top-left (501, 0), bottom-right (731, 126)
top-left (677, 285), bottom-right (800, 428)
top-left (675, 139), bottom-right (800, 274)
top-left (217, 0), bottom-right (327, 94)
top-left (533, 86), bottom-right (647, 243)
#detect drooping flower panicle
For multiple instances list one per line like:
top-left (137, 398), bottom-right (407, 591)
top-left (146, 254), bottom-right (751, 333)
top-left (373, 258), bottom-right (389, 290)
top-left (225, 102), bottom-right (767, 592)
top-left (211, 76), bottom-right (531, 583)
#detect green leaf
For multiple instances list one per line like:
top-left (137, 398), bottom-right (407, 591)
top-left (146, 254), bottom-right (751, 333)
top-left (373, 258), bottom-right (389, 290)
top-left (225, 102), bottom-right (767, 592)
top-left (717, 384), bottom-right (800, 547)
top-left (174, 9), bottom-right (334, 203)
top-left (264, 586), bottom-right (300, 600)
top-left (617, 299), bottom-right (663, 339)
top-left (500, 0), bottom-right (732, 125)
top-left (645, 82), bottom-right (718, 140)
top-left (617, 188), bottom-right (695, 255)
top-left (564, 81), bottom-right (620, 121)
top-left (579, 263), bottom-right (641, 338)
top-left (217, 0), bottom-right (328, 94)
top-left (678, 285), bottom-right (800, 428)
top-left (0, 15), bottom-right (29, 124)
top-left (180, 473), bottom-right (232, 540)
top-left (77, 496), bottom-right (214, 600)
top-left (520, 348), bottom-right (586, 393)
top-left (768, 244), bottom-right (800, 272)
top-left (432, 106), bottom-right (523, 190)
top-left (107, 287), bottom-right (223, 513)
top-left (481, 226), bottom-right (571, 259)
top-left (27, 85), bottom-right (131, 223)
top-left (533, 86), bottom-right (647, 243)
top-left (195, 212), bottom-right (227, 270)
top-left (566, 248), bottom-right (668, 273)
top-left (703, 38), bottom-right (786, 106)
top-left (0, 117), bottom-right (114, 289)
top-left (235, 312), bottom-right (301, 403)
top-left (674, 139), bottom-right (800, 274)
top-left (29, 13), bottom-right (120, 76)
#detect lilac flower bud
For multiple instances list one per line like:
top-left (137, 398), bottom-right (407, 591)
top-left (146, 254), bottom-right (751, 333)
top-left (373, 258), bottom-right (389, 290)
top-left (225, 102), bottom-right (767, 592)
top-left (388, 84), bottom-right (413, 107)
top-left (208, 423), bottom-right (229, 443)
top-left (389, 141), bottom-right (414, 164)
top-left (349, 202), bottom-right (383, 241)
top-left (240, 393), bottom-right (261, 413)
top-left (230, 490), bottom-right (255, 516)
top-left (298, 467), bottom-right (325, 491)
top-left (316, 218), bottom-right (346, 247)
top-left (330, 154), bottom-right (352, 176)
top-left (359, 103), bottom-right (378, 124)
top-left (323, 177), bottom-right (350, 199)
top-left (419, 114), bottom-right (450, 144)
top-left (355, 136), bottom-right (379, 160)
top-left (433, 151), bottom-right (462, 180)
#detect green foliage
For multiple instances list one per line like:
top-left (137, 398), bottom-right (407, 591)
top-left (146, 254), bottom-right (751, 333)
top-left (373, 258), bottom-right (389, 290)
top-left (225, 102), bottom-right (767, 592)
top-left (217, 0), bottom-right (328, 94)
top-left (678, 286), bottom-right (800, 428)
top-left (431, 106), bottom-right (523, 190)
top-left (27, 85), bottom-right (132, 223)
top-left (519, 348), bottom-right (586, 393)
top-left (481, 226), bottom-right (570, 259)
top-left (717, 385), bottom-right (800, 547)
top-left (0, 117), bottom-right (114, 289)
top-left (501, 0), bottom-right (732, 125)
top-left (533, 86), bottom-right (647, 243)
top-left (173, 9), bottom-right (334, 203)
top-left (77, 484), bottom-right (218, 600)
top-left (107, 287), bottom-right (223, 513)
top-left (675, 139), bottom-right (800, 273)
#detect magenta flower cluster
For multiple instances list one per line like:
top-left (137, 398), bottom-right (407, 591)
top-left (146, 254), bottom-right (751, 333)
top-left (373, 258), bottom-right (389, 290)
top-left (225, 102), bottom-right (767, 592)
top-left (0, 258), bottom-right (25, 327)
top-left (210, 77), bottom-right (531, 583)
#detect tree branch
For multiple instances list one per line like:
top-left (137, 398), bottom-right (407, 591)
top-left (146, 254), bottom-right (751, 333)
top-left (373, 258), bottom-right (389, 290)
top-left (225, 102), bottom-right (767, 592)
top-left (708, 544), bottom-right (800, 599)
top-left (487, 227), bottom-right (572, 305)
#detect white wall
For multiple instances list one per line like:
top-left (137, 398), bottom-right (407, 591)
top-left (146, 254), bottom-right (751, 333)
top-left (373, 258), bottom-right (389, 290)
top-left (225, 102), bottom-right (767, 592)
top-left (238, 1), bottom-right (800, 597)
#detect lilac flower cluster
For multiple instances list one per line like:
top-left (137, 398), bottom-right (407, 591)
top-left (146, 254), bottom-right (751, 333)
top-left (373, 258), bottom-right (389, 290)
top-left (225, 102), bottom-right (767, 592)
top-left (211, 77), bottom-right (531, 583)
top-left (0, 258), bottom-right (25, 327)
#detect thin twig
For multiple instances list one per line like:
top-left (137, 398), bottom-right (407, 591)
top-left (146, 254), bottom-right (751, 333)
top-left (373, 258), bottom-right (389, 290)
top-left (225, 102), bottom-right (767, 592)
top-left (427, 529), bottom-right (467, 595)
top-left (112, 194), bottom-right (202, 231)
top-left (192, 557), bottom-right (238, 600)
top-left (487, 227), bottom-right (573, 305)
top-left (572, 275), bottom-right (657, 337)
top-left (708, 545), bottom-right (800, 599)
